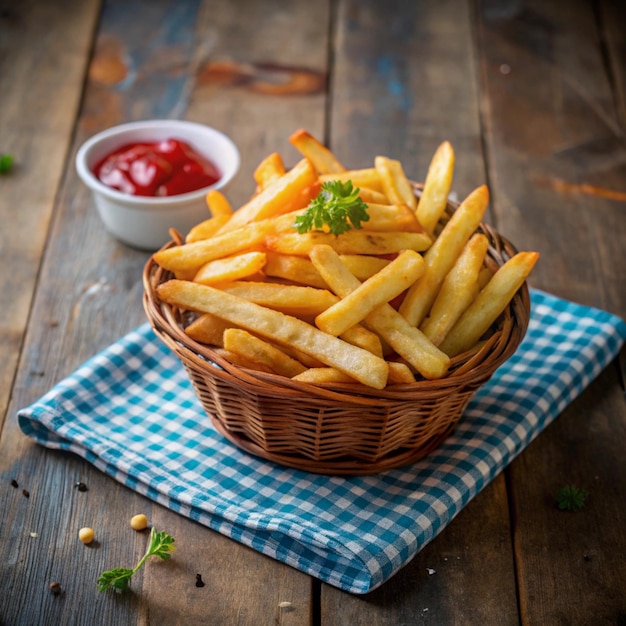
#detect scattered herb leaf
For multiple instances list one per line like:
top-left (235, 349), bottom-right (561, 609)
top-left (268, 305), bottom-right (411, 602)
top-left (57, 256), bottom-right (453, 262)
top-left (97, 527), bottom-right (175, 592)
top-left (294, 180), bottom-right (369, 235)
top-left (0, 154), bottom-right (13, 174)
top-left (556, 484), bottom-right (588, 511)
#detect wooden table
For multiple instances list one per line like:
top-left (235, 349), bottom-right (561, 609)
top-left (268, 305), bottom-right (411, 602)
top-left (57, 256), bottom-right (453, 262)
top-left (1, 1), bottom-right (625, 624)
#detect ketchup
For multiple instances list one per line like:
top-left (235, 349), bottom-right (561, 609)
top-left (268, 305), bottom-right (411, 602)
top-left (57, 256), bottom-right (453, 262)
top-left (94, 138), bottom-right (221, 197)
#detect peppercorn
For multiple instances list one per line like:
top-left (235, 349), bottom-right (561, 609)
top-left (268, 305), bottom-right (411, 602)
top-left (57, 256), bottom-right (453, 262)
top-left (49, 581), bottom-right (62, 595)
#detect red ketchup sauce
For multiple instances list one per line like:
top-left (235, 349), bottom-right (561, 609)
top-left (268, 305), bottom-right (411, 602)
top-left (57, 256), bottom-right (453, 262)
top-left (93, 138), bottom-right (221, 197)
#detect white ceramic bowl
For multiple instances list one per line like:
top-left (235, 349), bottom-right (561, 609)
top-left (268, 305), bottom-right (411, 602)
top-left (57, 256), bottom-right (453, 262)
top-left (76, 120), bottom-right (240, 250)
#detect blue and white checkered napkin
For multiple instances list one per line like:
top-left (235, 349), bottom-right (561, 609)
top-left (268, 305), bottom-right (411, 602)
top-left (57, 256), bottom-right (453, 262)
top-left (18, 290), bottom-right (626, 594)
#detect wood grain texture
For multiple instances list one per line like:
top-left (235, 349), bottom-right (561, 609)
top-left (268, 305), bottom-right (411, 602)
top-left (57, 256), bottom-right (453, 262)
top-left (0, 0), bottom-right (321, 623)
top-left (1, 0), bottom-right (625, 623)
top-left (476, 0), bottom-right (626, 312)
top-left (321, 0), bottom-right (519, 621)
top-left (0, 0), bottom-right (102, 431)
top-left (330, 0), bottom-right (486, 203)
top-left (476, 0), bottom-right (626, 623)
top-left (598, 0), bottom-right (626, 130)
top-left (187, 0), bottom-right (331, 208)
top-left (321, 474), bottom-right (519, 626)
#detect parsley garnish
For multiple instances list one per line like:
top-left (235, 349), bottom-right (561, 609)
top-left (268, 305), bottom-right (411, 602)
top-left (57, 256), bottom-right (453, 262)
top-left (556, 485), bottom-right (588, 511)
top-left (0, 154), bottom-right (13, 174)
top-left (97, 527), bottom-right (175, 592)
top-left (294, 180), bottom-right (369, 235)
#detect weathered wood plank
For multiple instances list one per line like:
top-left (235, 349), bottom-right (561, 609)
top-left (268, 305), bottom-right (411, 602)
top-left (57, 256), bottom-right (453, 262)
top-left (1, 0), bottom-right (331, 623)
top-left (598, 0), bottom-right (626, 130)
top-left (476, 0), bottom-right (626, 623)
top-left (322, 474), bottom-right (518, 625)
top-left (322, 0), bottom-right (519, 620)
top-left (330, 0), bottom-right (487, 203)
top-left (187, 0), bottom-right (330, 207)
top-left (0, 0), bottom-right (102, 430)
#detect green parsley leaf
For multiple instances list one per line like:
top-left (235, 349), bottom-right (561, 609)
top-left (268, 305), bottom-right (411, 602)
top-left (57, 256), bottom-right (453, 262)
top-left (556, 484), bottom-right (588, 511)
top-left (96, 567), bottom-right (134, 593)
top-left (97, 527), bottom-right (176, 592)
top-left (0, 154), bottom-right (13, 174)
top-left (294, 180), bottom-right (369, 235)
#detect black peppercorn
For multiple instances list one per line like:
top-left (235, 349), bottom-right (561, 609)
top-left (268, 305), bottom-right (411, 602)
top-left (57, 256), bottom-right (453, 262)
top-left (49, 581), bottom-right (62, 595)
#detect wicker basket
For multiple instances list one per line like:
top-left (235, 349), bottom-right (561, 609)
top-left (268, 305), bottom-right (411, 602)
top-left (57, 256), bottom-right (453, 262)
top-left (142, 193), bottom-right (530, 475)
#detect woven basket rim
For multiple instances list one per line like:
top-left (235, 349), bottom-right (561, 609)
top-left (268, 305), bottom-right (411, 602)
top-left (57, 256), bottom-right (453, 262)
top-left (142, 192), bottom-right (531, 406)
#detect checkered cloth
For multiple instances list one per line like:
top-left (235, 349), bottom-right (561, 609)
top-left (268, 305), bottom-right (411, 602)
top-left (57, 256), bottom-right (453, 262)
top-left (18, 289), bottom-right (626, 594)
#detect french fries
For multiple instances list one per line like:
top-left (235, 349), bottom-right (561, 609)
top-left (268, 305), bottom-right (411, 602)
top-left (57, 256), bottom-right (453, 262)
top-left (315, 249), bottom-right (425, 337)
top-left (399, 185), bottom-right (489, 327)
top-left (289, 129), bottom-right (346, 174)
top-left (254, 152), bottom-right (286, 189)
top-left (416, 141), bottom-right (455, 234)
top-left (266, 230), bottom-right (431, 257)
top-left (206, 189), bottom-right (233, 217)
top-left (217, 158), bottom-right (317, 232)
top-left (157, 280), bottom-right (390, 389)
top-left (151, 130), bottom-right (538, 389)
top-left (193, 251), bottom-right (267, 285)
top-left (375, 156), bottom-right (417, 210)
top-left (309, 245), bottom-right (450, 380)
top-left (223, 328), bottom-right (307, 377)
top-left (439, 251), bottom-right (539, 357)
top-left (419, 233), bottom-right (489, 346)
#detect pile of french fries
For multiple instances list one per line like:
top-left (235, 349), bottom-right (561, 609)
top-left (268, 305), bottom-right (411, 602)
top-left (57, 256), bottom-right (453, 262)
top-left (153, 130), bottom-right (538, 390)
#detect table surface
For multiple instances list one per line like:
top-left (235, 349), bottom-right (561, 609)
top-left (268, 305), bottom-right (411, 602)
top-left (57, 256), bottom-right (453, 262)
top-left (1, 0), bottom-right (625, 624)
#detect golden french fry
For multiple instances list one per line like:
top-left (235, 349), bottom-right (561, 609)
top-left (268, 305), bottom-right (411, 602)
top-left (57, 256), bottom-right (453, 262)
top-left (419, 233), bottom-right (489, 346)
top-left (223, 328), bottom-right (307, 377)
top-left (319, 169), bottom-right (383, 193)
top-left (154, 219), bottom-right (275, 273)
top-left (310, 245), bottom-right (449, 379)
top-left (193, 251), bottom-right (267, 286)
top-left (387, 361), bottom-right (416, 384)
top-left (266, 229), bottom-right (431, 256)
top-left (264, 252), bottom-right (328, 289)
top-left (440, 251), bottom-right (540, 357)
top-left (253, 152), bottom-right (286, 189)
top-left (399, 185), bottom-right (489, 327)
top-left (478, 266), bottom-right (493, 289)
top-left (206, 189), bottom-right (233, 217)
top-left (416, 141), bottom-right (455, 234)
top-left (361, 203), bottom-right (422, 233)
top-left (292, 367), bottom-right (355, 384)
top-left (218, 158), bottom-right (318, 232)
top-left (289, 129), bottom-right (346, 174)
top-left (221, 281), bottom-right (340, 317)
top-left (156, 279), bottom-right (389, 389)
top-left (185, 312), bottom-right (233, 346)
top-left (213, 348), bottom-right (276, 374)
top-left (357, 187), bottom-right (390, 204)
top-left (338, 255), bottom-right (390, 281)
top-left (315, 249), bottom-right (425, 337)
top-left (339, 324), bottom-right (383, 357)
top-left (374, 156), bottom-right (417, 210)
top-left (186, 214), bottom-right (232, 243)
